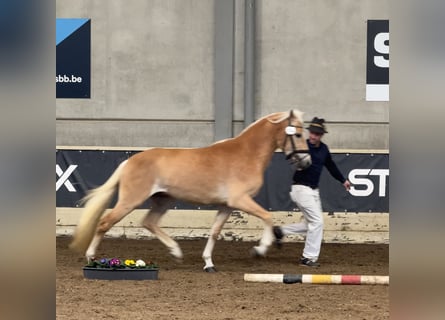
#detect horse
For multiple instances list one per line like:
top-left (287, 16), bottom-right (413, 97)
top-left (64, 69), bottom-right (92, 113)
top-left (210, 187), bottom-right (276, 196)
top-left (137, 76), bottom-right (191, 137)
top-left (69, 110), bottom-right (311, 272)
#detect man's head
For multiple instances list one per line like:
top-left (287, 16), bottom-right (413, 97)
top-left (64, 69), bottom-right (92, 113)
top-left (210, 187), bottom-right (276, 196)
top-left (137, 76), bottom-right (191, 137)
top-left (306, 117), bottom-right (328, 146)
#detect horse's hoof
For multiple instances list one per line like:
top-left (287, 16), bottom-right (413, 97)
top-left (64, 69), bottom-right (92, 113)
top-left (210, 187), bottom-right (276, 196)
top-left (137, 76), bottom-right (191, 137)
top-left (249, 247), bottom-right (266, 258)
top-left (249, 247), bottom-right (260, 257)
top-left (204, 266), bottom-right (217, 273)
top-left (171, 256), bottom-right (183, 264)
top-left (170, 247), bottom-right (183, 260)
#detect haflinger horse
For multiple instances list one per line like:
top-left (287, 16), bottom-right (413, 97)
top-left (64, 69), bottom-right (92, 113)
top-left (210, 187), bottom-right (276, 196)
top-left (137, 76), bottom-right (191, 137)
top-left (69, 110), bottom-right (311, 272)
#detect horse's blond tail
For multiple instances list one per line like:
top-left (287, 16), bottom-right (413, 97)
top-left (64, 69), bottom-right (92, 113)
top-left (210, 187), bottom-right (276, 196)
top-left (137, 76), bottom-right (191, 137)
top-left (69, 160), bottom-right (128, 254)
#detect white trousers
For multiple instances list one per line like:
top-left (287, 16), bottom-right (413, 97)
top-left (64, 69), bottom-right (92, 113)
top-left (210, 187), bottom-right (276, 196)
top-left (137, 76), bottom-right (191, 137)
top-left (281, 185), bottom-right (323, 261)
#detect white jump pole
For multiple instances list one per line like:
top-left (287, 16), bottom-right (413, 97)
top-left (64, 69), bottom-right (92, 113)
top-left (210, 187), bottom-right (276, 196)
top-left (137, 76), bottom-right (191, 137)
top-left (244, 274), bottom-right (389, 285)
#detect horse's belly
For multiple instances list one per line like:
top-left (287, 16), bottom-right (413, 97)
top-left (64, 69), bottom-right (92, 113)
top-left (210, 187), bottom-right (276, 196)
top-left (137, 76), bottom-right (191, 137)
top-left (166, 184), bottom-right (228, 205)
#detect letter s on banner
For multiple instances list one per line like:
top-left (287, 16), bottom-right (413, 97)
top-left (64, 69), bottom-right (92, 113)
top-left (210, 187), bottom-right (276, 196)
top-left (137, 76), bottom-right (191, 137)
top-left (374, 32), bottom-right (389, 68)
top-left (349, 169), bottom-right (374, 196)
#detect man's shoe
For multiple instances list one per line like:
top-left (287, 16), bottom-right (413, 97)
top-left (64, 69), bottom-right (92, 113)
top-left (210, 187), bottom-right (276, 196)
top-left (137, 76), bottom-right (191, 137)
top-left (300, 257), bottom-right (320, 267)
top-left (273, 226), bottom-right (283, 249)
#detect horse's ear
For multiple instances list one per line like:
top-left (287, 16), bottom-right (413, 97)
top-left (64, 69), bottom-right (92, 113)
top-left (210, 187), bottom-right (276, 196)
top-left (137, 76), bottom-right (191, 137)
top-left (291, 109), bottom-right (304, 121)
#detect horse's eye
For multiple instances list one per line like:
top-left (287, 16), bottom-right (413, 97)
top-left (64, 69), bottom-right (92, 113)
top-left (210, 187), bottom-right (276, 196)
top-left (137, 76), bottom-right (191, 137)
top-left (295, 133), bottom-right (301, 138)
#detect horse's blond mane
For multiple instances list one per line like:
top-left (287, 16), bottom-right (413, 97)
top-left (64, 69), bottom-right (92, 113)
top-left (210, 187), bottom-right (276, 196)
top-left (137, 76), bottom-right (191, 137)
top-left (267, 109), bottom-right (304, 123)
top-left (236, 109), bottom-right (304, 137)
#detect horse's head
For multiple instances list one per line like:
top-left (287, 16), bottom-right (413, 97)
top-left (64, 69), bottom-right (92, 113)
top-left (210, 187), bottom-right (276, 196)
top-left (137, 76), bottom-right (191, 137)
top-left (268, 110), bottom-right (312, 171)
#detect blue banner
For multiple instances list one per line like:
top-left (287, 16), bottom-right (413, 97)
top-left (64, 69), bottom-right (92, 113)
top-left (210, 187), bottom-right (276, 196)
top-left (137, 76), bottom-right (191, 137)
top-left (56, 18), bottom-right (91, 98)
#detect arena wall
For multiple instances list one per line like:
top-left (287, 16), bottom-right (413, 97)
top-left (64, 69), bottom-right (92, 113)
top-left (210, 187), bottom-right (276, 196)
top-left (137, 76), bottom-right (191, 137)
top-left (56, 208), bottom-right (388, 244)
top-left (56, 0), bottom-right (389, 149)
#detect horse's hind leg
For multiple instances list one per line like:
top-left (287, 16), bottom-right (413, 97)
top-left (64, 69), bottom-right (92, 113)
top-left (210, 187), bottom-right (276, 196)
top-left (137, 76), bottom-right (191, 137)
top-left (202, 207), bottom-right (232, 272)
top-left (85, 201), bottom-right (138, 261)
top-left (142, 194), bottom-right (183, 260)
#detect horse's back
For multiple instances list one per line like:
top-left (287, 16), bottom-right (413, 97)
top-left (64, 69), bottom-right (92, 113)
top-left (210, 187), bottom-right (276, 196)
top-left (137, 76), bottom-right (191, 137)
top-left (125, 146), bottom-right (233, 182)
top-left (132, 143), bottom-right (239, 166)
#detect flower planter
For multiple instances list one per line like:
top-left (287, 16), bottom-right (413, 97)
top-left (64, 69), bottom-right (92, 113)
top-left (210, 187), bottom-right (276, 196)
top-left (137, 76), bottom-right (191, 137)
top-left (83, 258), bottom-right (159, 280)
top-left (83, 267), bottom-right (159, 280)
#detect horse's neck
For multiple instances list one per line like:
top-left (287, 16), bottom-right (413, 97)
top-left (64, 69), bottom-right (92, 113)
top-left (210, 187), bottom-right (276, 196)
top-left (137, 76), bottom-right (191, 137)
top-left (234, 119), bottom-right (278, 168)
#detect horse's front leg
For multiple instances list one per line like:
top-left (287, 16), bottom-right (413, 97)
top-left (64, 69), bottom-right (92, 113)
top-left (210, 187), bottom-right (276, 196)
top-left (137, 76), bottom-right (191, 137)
top-left (229, 195), bottom-right (274, 257)
top-left (202, 207), bottom-right (232, 272)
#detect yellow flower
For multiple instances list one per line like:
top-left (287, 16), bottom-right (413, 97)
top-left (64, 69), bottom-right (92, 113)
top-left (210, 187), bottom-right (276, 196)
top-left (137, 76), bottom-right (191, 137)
top-left (124, 259), bottom-right (136, 266)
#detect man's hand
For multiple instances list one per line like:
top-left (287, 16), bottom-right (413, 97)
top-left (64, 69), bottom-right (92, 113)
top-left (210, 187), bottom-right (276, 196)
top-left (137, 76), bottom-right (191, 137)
top-left (343, 180), bottom-right (351, 191)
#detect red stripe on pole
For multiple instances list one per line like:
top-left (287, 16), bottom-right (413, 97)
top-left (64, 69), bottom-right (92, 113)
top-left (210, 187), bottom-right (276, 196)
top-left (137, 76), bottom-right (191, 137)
top-left (341, 275), bottom-right (361, 284)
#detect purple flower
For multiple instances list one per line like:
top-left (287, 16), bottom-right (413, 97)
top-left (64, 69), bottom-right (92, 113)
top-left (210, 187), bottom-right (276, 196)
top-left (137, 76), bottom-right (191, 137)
top-left (99, 258), bottom-right (108, 265)
top-left (109, 258), bottom-right (121, 267)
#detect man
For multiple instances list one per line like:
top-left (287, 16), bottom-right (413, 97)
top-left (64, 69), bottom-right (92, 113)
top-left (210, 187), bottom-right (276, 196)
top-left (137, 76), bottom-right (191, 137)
top-left (273, 117), bottom-right (351, 267)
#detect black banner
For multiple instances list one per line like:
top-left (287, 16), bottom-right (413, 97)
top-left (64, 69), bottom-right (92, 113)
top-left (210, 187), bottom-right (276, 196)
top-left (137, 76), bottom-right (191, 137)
top-left (56, 150), bottom-right (388, 212)
top-left (366, 19), bottom-right (389, 101)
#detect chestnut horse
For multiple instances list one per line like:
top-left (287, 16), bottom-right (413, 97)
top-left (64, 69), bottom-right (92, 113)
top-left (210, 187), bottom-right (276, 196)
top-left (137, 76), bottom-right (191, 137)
top-left (69, 110), bottom-right (311, 272)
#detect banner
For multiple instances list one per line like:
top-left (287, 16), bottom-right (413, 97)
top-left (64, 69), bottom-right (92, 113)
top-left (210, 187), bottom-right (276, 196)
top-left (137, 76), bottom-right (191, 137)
top-left (56, 18), bottom-right (91, 98)
top-left (56, 150), bottom-right (388, 212)
top-left (366, 20), bottom-right (389, 101)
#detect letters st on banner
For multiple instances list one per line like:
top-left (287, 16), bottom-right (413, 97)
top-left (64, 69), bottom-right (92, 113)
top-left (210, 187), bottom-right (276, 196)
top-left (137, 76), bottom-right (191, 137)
top-left (56, 150), bottom-right (389, 213)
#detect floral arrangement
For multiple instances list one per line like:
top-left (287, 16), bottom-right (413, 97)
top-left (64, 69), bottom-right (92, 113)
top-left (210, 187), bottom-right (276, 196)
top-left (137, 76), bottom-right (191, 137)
top-left (86, 258), bottom-right (158, 270)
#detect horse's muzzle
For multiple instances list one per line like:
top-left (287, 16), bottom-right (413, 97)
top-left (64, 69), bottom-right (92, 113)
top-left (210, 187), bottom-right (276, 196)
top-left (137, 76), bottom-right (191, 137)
top-left (287, 152), bottom-right (311, 171)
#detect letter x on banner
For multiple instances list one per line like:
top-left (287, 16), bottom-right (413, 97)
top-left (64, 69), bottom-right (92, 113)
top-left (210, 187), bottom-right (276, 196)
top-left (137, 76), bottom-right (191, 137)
top-left (56, 164), bottom-right (77, 192)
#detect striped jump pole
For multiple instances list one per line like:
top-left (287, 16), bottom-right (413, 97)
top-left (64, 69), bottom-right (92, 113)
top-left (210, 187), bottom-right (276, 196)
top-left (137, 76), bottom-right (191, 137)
top-left (244, 274), bottom-right (389, 285)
